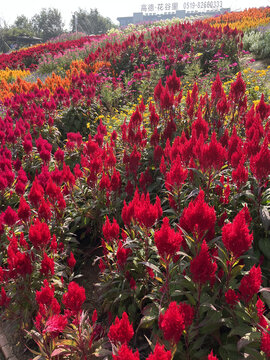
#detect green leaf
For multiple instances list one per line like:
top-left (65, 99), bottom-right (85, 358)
top-left (259, 238), bottom-right (270, 260)
top-left (237, 331), bottom-right (261, 351)
top-left (51, 348), bottom-right (69, 357)
top-left (140, 261), bottom-right (162, 275)
top-left (260, 206), bottom-right (270, 232)
top-left (137, 314), bottom-right (156, 329)
top-left (229, 324), bottom-right (253, 337)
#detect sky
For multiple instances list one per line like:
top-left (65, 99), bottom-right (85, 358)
top-left (0, 0), bottom-right (270, 29)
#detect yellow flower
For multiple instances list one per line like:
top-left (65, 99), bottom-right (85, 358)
top-left (253, 100), bottom-right (260, 108)
top-left (254, 86), bottom-right (259, 91)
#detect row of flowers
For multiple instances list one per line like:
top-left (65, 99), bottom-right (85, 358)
top-left (204, 6), bottom-right (270, 31)
top-left (0, 68), bottom-right (269, 358)
top-left (0, 35), bottom-right (103, 71)
top-left (0, 10), bottom-right (269, 359)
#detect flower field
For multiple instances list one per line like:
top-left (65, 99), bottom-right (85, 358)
top-left (203, 7), bottom-right (270, 31)
top-left (0, 8), bottom-right (269, 360)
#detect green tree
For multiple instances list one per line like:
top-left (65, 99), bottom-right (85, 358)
top-left (31, 8), bottom-right (65, 41)
top-left (14, 15), bottom-right (33, 33)
top-left (70, 8), bottom-right (115, 35)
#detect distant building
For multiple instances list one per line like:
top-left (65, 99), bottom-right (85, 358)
top-left (117, 8), bottom-right (231, 27)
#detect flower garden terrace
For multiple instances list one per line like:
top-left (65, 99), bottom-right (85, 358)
top-left (0, 13), bottom-right (268, 360)
top-left (0, 35), bottom-right (104, 71)
top-left (203, 6), bottom-right (270, 31)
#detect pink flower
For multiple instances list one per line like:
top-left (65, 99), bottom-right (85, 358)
top-left (43, 314), bottom-right (68, 338)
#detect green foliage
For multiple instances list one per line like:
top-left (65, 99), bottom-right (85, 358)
top-left (70, 8), bottom-right (115, 35)
top-left (31, 8), bottom-right (64, 42)
top-left (243, 29), bottom-right (270, 59)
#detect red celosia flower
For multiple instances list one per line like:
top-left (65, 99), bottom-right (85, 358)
top-left (250, 139), bottom-right (270, 181)
top-left (18, 196), bottom-right (31, 222)
top-left (178, 303), bottom-right (194, 329)
top-left (111, 169), bottom-right (121, 192)
top-left (257, 297), bottom-right (268, 331)
top-left (15, 181), bottom-right (26, 195)
top-left (225, 289), bottom-right (239, 308)
top-left (116, 241), bottom-right (131, 267)
top-left (36, 280), bottom-right (54, 307)
top-left (150, 108), bottom-right (160, 128)
top-left (154, 217), bottom-right (182, 259)
top-left (134, 192), bottom-right (162, 228)
top-left (92, 309), bottom-right (98, 324)
top-left (13, 251), bottom-right (32, 276)
top-left (73, 164), bottom-right (82, 179)
top-left (99, 172), bottom-right (111, 191)
top-left (112, 343), bottom-right (140, 360)
top-left (192, 109), bottom-right (209, 140)
top-left (166, 69), bottom-right (181, 94)
top-left (62, 163), bottom-right (75, 190)
top-left (28, 179), bottom-right (44, 207)
top-left (154, 79), bottom-right (164, 102)
top-left (102, 216), bottom-right (119, 242)
top-left (3, 206), bottom-right (18, 226)
top-left (50, 234), bottom-right (58, 253)
top-left (146, 343), bottom-right (172, 360)
top-left (190, 240), bottom-right (217, 285)
top-left (229, 72), bottom-right (246, 103)
top-left (239, 265), bottom-right (262, 303)
top-left (261, 332), bottom-right (270, 357)
top-left (165, 155), bottom-right (188, 191)
top-left (40, 252), bottom-right (55, 276)
top-left (108, 312), bottom-right (134, 345)
top-left (29, 219), bottom-right (51, 249)
top-left (222, 207), bottom-right (253, 258)
top-left (227, 127), bottom-right (243, 164)
top-left (128, 145), bottom-right (141, 175)
top-left (43, 314), bottom-right (68, 338)
top-left (211, 72), bottom-right (224, 103)
top-left (67, 252), bottom-right (76, 269)
top-left (46, 177), bottom-right (61, 200)
top-left (232, 159), bottom-right (248, 190)
top-left (197, 132), bottom-right (227, 171)
top-left (208, 350), bottom-right (219, 360)
top-left (159, 301), bottom-right (185, 344)
top-left (0, 287), bottom-right (10, 307)
top-left (126, 271), bottom-right (136, 290)
top-left (99, 258), bottom-right (106, 272)
top-left (256, 93), bottom-right (270, 120)
top-left (62, 281), bottom-right (86, 314)
top-left (179, 190), bottom-right (216, 242)
top-left (34, 312), bottom-right (43, 332)
top-left (0, 267), bottom-right (3, 283)
top-left (38, 198), bottom-right (52, 222)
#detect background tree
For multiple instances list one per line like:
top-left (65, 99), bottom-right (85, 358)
top-left (31, 8), bottom-right (65, 42)
top-left (70, 8), bottom-right (115, 35)
top-left (14, 15), bottom-right (34, 34)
